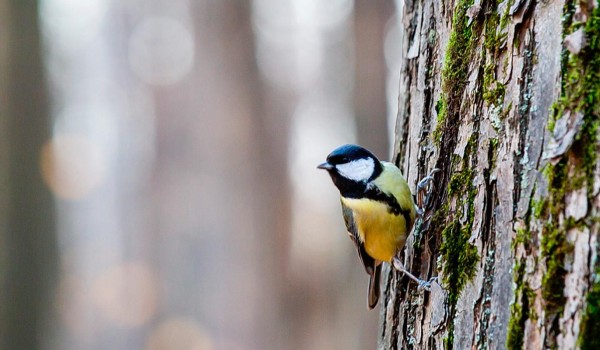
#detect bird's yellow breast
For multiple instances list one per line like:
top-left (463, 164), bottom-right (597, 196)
top-left (340, 162), bottom-right (415, 262)
top-left (341, 197), bottom-right (409, 262)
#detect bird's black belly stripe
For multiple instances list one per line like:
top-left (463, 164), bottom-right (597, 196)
top-left (339, 183), bottom-right (413, 232)
top-left (362, 187), bottom-right (413, 232)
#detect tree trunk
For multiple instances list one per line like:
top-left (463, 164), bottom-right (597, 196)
top-left (379, 0), bottom-right (600, 349)
top-left (1, 0), bottom-right (58, 348)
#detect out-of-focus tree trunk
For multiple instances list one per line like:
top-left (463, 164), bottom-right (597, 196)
top-left (380, 0), bottom-right (600, 349)
top-left (1, 0), bottom-right (58, 349)
top-left (354, 0), bottom-right (393, 157)
top-left (340, 1), bottom-right (395, 347)
top-left (151, 2), bottom-right (291, 349)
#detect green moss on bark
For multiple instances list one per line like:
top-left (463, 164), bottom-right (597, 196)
top-left (439, 137), bottom-right (480, 349)
top-left (541, 222), bottom-right (571, 314)
top-left (432, 0), bottom-right (476, 143)
top-left (551, 3), bottom-right (600, 193)
top-left (545, 2), bottom-right (600, 345)
top-left (440, 221), bottom-right (479, 305)
top-left (540, 160), bottom-right (570, 321)
top-left (507, 193), bottom-right (537, 350)
top-left (580, 275), bottom-right (600, 350)
top-left (507, 260), bottom-right (533, 350)
top-left (482, 0), bottom-right (512, 106)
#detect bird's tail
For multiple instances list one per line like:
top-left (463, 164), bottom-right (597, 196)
top-left (367, 263), bottom-right (382, 309)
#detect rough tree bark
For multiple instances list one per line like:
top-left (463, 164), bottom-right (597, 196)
top-left (379, 0), bottom-right (599, 349)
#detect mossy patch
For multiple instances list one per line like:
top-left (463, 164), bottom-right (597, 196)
top-left (579, 274), bottom-right (600, 350)
top-left (541, 222), bottom-right (571, 314)
top-left (507, 260), bottom-right (533, 350)
top-left (541, 2), bottom-right (600, 344)
top-left (489, 137), bottom-right (500, 169)
top-left (511, 226), bottom-right (531, 251)
top-left (435, 156), bottom-right (480, 307)
top-left (551, 2), bottom-right (600, 193)
top-left (540, 159), bottom-right (571, 323)
top-left (438, 136), bottom-right (481, 349)
top-left (482, 0), bottom-right (511, 106)
top-left (431, 0), bottom-right (502, 347)
top-left (531, 197), bottom-right (546, 219)
top-left (507, 192), bottom-right (537, 350)
top-left (439, 221), bottom-right (479, 305)
top-left (432, 0), bottom-right (477, 143)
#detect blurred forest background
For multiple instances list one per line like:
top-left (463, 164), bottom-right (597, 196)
top-left (1, 0), bottom-right (406, 349)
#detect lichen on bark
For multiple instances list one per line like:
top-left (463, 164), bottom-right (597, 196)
top-left (382, 0), bottom-right (599, 348)
top-left (431, 0), bottom-right (485, 346)
top-left (537, 0), bottom-right (600, 347)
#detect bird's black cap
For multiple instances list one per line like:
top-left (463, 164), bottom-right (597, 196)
top-left (317, 144), bottom-right (383, 196)
top-left (324, 144), bottom-right (380, 165)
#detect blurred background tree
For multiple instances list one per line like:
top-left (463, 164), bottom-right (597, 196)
top-left (0, 0), bottom-right (406, 349)
top-left (1, 0), bottom-right (58, 349)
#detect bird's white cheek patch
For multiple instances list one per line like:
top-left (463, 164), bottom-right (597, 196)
top-left (336, 158), bottom-right (375, 182)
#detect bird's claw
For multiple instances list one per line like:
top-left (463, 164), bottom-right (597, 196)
top-left (416, 168), bottom-right (440, 215)
top-left (417, 277), bottom-right (435, 291)
top-left (418, 282), bottom-right (430, 291)
top-left (416, 168), bottom-right (441, 192)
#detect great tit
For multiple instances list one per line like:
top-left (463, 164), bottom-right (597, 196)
top-left (318, 144), bottom-right (431, 309)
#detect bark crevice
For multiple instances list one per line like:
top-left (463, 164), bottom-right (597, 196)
top-left (381, 0), bottom-right (599, 349)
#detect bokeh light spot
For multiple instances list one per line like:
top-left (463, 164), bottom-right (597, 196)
top-left (128, 17), bottom-right (195, 86)
top-left (40, 133), bottom-right (108, 200)
top-left (40, 0), bottom-right (108, 50)
top-left (146, 318), bottom-right (213, 350)
top-left (92, 262), bottom-right (159, 328)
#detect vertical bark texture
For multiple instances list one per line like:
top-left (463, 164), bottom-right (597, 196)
top-left (380, 0), bottom-right (600, 349)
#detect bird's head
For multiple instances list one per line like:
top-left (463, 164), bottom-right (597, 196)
top-left (317, 144), bottom-right (383, 193)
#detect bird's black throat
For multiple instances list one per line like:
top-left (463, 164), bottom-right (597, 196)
top-left (329, 170), bottom-right (411, 220)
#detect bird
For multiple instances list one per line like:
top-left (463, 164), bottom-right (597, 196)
top-left (317, 144), bottom-right (435, 309)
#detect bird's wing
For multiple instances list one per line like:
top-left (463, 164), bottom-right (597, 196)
top-left (341, 201), bottom-right (376, 276)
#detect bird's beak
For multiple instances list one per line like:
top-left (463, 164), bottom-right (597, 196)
top-left (317, 162), bottom-right (334, 170)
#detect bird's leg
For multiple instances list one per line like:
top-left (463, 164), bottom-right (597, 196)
top-left (392, 257), bottom-right (436, 291)
top-left (416, 168), bottom-right (441, 216)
